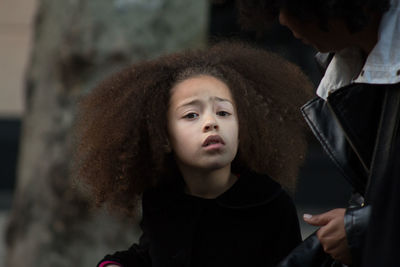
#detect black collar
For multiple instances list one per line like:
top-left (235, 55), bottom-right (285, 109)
top-left (144, 171), bottom-right (284, 211)
top-left (215, 171), bottom-right (283, 209)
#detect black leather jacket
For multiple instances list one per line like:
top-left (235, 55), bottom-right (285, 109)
top-left (277, 51), bottom-right (400, 267)
top-left (301, 79), bottom-right (400, 266)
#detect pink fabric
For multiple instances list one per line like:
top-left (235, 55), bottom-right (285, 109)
top-left (98, 261), bottom-right (122, 267)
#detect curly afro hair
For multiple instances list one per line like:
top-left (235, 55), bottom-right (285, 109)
top-left (73, 41), bottom-right (313, 217)
top-left (236, 0), bottom-right (390, 34)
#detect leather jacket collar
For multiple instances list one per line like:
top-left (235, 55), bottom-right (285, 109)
top-left (301, 83), bottom-right (385, 196)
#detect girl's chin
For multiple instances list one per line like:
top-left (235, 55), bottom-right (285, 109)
top-left (202, 161), bottom-right (232, 172)
top-left (188, 163), bottom-right (231, 173)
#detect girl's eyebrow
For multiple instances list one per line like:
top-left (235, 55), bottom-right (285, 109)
top-left (213, 96), bottom-right (233, 105)
top-left (176, 99), bottom-right (202, 111)
top-left (176, 97), bottom-right (233, 111)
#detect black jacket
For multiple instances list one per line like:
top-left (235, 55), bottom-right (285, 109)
top-left (98, 172), bottom-right (302, 267)
top-left (302, 78), bottom-right (400, 266)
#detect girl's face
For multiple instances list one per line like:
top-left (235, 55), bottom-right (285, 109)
top-left (167, 75), bottom-right (239, 173)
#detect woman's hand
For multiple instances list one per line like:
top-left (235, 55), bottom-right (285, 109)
top-left (303, 208), bottom-right (352, 265)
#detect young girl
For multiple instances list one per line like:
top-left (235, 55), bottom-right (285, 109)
top-left (74, 42), bottom-right (313, 267)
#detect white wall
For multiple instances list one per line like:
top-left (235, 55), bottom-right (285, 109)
top-left (0, 0), bottom-right (37, 118)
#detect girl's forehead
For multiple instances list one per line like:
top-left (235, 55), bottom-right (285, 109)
top-left (170, 75), bottom-right (234, 103)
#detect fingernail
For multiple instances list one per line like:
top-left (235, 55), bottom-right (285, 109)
top-left (303, 214), bottom-right (312, 220)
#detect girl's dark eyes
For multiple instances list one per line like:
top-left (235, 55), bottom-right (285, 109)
top-left (217, 111), bottom-right (231, 117)
top-left (183, 113), bottom-right (199, 119)
top-left (183, 111), bottom-right (231, 119)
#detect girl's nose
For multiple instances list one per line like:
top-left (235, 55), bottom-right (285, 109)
top-left (203, 116), bottom-right (218, 132)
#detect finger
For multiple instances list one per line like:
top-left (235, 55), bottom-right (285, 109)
top-left (303, 212), bottom-right (331, 226)
top-left (318, 220), bottom-right (342, 237)
top-left (303, 209), bottom-right (343, 226)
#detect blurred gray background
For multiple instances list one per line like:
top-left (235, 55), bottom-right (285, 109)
top-left (0, 0), bottom-right (352, 265)
top-left (0, 0), bottom-right (34, 262)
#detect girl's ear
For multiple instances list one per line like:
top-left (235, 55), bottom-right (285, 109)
top-left (164, 139), bottom-right (172, 153)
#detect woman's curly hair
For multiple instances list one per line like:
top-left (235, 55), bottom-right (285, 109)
top-left (73, 41), bottom-right (313, 217)
top-left (236, 0), bottom-right (390, 34)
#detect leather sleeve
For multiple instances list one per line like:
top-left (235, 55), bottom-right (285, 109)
top-left (275, 232), bottom-right (343, 267)
top-left (344, 204), bottom-right (371, 267)
top-left (363, 84), bottom-right (400, 267)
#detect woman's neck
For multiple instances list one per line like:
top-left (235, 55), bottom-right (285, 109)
top-left (353, 13), bottom-right (382, 54)
top-left (179, 165), bottom-right (238, 199)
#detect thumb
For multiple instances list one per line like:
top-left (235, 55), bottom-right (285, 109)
top-left (303, 212), bottom-right (331, 226)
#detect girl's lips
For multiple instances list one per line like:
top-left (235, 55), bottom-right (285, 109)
top-left (203, 143), bottom-right (224, 151)
top-left (202, 135), bottom-right (225, 147)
